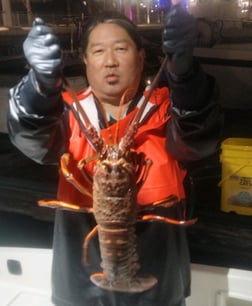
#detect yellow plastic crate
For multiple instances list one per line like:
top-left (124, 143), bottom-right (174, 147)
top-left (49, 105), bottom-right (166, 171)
top-left (219, 138), bottom-right (252, 216)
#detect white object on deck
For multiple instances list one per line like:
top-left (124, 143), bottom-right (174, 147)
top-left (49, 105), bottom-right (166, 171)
top-left (0, 247), bottom-right (53, 306)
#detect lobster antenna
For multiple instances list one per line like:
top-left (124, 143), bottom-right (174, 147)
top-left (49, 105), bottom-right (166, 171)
top-left (62, 76), bottom-right (106, 153)
top-left (91, 89), bottom-right (113, 145)
top-left (114, 87), bottom-right (135, 144)
top-left (130, 54), bottom-right (168, 125)
top-left (119, 55), bottom-right (168, 153)
top-left (62, 77), bottom-right (92, 131)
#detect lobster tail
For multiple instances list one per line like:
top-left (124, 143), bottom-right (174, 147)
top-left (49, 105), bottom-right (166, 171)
top-left (90, 223), bottom-right (157, 292)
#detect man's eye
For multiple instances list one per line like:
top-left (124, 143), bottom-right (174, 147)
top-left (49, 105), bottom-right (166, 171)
top-left (116, 47), bottom-right (127, 52)
top-left (93, 49), bottom-right (103, 54)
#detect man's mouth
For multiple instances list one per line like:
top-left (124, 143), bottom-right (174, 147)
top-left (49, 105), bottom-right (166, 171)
top-left (106, 74), bottom-right (119, 84)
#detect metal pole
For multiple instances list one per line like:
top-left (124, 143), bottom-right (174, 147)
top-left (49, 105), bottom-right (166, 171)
top-left (2, 0), bottom-right (13, 27)
top-left (24, 0), bottom-right (33, 26)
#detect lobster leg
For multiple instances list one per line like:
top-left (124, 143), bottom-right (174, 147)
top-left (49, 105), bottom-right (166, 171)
top-left (61, 153), bottom-right (92, 198)
top-left (78, 154), bottom-right (98, 184)
top-left (136, 158), bottom-right (153, 191)
top-left (138, 196), bottom-right (198, 225)
top-left (83, 225), bottom-right (98, 265)
top-left (38, 199), bottom-right (92, 212)
top-left (140, 214), bottom-right (198, 226)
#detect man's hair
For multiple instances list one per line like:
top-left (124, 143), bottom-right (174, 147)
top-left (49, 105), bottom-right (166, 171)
top-left (81, 11), bottom-right (143, 54)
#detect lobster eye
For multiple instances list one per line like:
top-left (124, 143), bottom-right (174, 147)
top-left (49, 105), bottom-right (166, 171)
top-left (107, 165), bottom-right (113, 173)
top-left (103, 163), bottom-right (116, 174)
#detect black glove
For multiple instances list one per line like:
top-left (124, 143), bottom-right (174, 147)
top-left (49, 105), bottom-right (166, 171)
top-left (23, 17), bottom-right (63, 95)
top-left (162, 4), bottom-right (197, 79)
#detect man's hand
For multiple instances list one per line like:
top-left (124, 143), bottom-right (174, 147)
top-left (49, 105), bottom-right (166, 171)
top-left (23, 18), bottom-right (63, 93)
top-left (162, 3), bottom-right (197, 78)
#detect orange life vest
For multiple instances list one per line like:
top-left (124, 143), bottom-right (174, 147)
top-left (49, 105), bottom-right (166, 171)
top-left (57, 86), bottom-right (187, 208)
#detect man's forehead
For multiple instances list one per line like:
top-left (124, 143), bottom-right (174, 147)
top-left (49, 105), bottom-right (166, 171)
top-left (88, 30), bottom-right (134, 47)
top-left (85, 23), bottom-right (139, 50)
top-left (88, 38), bottom-right (130, 47)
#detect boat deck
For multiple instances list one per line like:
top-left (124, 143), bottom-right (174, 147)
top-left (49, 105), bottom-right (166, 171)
top-left (0, 247), bottom-right (53, 306)
top-left (0, 247), bottom-right (252, 306)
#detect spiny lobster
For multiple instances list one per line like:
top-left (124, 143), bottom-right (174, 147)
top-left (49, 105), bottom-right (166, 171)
top-left (38, 55), bottom-right (197, 293)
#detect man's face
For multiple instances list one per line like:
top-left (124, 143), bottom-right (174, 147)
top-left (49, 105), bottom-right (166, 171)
top-left (84, 23), bottom-right (145, 105)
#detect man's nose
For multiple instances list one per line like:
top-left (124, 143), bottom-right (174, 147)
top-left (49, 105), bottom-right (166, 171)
top-left (104, 49), bottom-right (118, 66)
